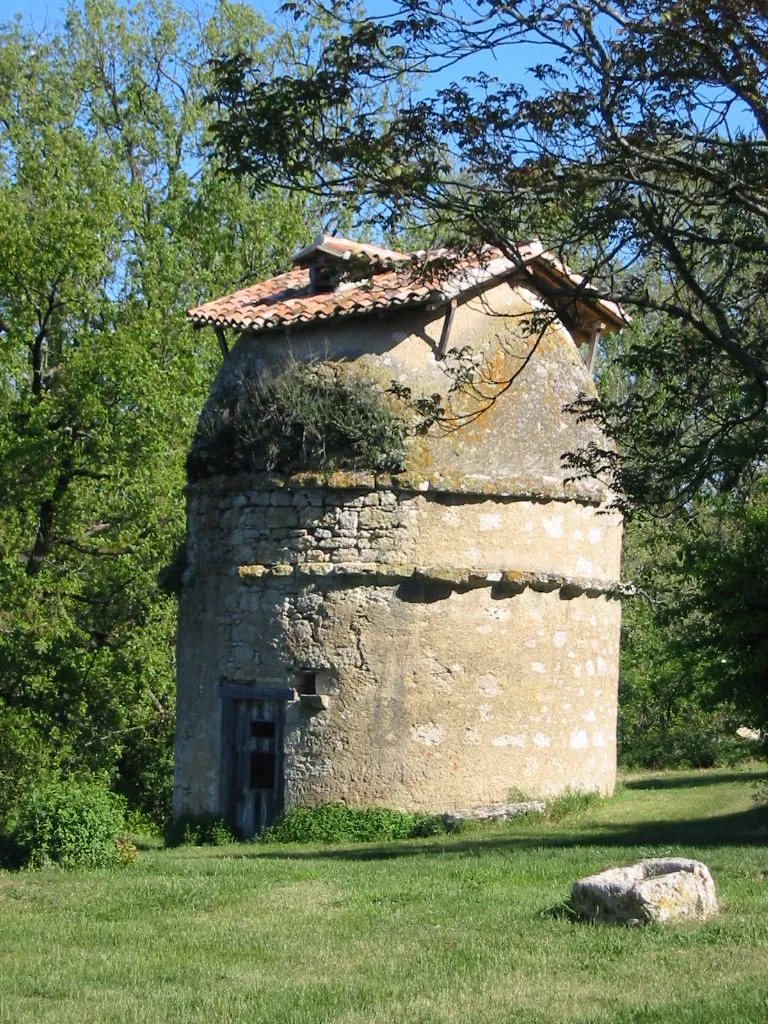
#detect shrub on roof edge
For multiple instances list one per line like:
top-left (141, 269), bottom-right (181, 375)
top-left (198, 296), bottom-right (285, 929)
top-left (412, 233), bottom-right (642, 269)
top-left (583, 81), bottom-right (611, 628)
top-left (187, 360), bottom-right (408, 481)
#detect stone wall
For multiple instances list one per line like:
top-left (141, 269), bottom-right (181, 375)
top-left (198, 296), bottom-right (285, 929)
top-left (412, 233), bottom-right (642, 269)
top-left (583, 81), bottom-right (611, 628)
top-left (174, 478), bottom-right (622, 818)
top-left (174, 275), bottom-right (624, 825)
top-left (201, 278), bottom-right (614, 505)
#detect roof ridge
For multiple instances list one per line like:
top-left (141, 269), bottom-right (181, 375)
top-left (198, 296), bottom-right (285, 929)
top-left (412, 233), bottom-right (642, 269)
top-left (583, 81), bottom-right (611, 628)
top-left (187, 237), bottom-right (627, 334)
top-left (292, 233), bottom-right (410, 266)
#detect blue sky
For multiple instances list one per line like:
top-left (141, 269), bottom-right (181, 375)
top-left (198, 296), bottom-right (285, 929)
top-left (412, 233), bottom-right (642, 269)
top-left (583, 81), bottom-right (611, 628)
top-left (5, 0), bottom-right (537, 95)
top-left (7, 0), bottom-right (281, 29)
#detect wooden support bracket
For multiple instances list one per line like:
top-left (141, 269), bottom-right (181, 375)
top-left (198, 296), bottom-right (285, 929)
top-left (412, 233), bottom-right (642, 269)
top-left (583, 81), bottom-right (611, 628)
top-left (438, 298), bottom-right (457, 358)
top-left (214, 325), bottom-right (230, 359)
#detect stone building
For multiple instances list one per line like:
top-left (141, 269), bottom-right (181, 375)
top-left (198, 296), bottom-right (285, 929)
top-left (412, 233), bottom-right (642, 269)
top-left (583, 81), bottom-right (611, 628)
top-left (175, 235), bottom-right (625, 836)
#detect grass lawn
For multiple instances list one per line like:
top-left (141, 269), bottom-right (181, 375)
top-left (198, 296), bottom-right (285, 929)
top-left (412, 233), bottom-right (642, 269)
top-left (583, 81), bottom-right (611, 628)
top-left (1, 766), bottom-right (767, 1024)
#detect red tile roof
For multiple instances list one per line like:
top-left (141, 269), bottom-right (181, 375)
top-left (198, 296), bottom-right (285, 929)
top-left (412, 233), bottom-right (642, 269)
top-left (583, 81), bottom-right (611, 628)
top-left (187, 235), bottom-right (626, 334)
top-left (187, 264), bottom-right (444, 332)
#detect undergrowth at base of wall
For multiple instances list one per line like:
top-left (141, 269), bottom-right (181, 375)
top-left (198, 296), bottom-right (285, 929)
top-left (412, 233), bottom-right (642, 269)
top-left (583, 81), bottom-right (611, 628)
top-left (167, 794), bottom-right (617, 849)
top-left (165, 815), bottom-right (236, 847)
top-left (259, 803), bottom-right (451, 845)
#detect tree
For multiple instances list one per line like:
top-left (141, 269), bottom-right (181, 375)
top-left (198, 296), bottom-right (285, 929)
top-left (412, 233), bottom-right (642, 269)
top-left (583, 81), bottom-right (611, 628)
top-left (206, 0), bottom-right (768, 511)
top-left (0, 0), bottom-right (317, 824)
top-left (615, 479), bottom-right (768, 760)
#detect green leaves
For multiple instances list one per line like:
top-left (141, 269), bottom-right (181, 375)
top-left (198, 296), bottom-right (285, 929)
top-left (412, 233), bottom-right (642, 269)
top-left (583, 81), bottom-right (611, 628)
top-left (189, 360), bottom-right (408, 479)
top-left (0, 0), bottom-right (318, 827)
top-left (10, 780), bottom-right (128, 868)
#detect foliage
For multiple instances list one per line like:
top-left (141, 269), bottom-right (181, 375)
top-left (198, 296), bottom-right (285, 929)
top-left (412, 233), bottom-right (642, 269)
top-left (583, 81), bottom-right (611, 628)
top-left (0, 0), bottom-right (318, 828)
top-left (680, 485), bottom-right (768, 729)
top-left (619, 710), bottom-right (761, 771)
top-left (1, 770), bottom-right (766, 1023)
top-left (124, 807), bottom-right (164, 838)
top-left (259, 802), bottom-right (448, 844)
top-left (207, 0), bottom-right (768, 513)
top-left (617, 478), bottom-right (768, 755)
top-left (188, 360), bottom-right (408, 479)
top-left (542, 789), bottom-right (602, 822)
top-left (115, 835), bottom-right (140, 865)
top-left (166, 814), bottom-right (236, 847)
top-left (8, 780), bottom-right (127, 869)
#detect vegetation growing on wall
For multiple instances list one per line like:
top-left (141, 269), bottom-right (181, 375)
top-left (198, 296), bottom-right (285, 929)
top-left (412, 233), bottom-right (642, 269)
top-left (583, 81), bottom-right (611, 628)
top-left (187, 361), bottom-right (408, 480)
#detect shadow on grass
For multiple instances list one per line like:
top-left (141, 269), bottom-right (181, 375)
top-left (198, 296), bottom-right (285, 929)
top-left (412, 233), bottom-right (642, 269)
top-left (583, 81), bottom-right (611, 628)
top-left (624, 769), bottom-right (767, 791)
top-left (197, 768), bottom-right (768, 865)
top-left (540, 900), bottom-right (579, 922)
top-left (208, 804), bottom-right (768, 865)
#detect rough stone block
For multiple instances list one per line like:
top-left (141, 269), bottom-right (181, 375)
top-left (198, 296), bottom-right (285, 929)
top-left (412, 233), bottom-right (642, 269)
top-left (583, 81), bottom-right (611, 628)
top-left (269, 490), bottom-right (296, 506)
top-left (359, 507), bottom-right (395, 530)
top-left (571, 858), bottom-right (718, 925)
top-left (266, 507), bottom-right (299, 528)
top-left (247, 491), bottom-right (271, 506)
top-left (443, 801), bottom-right (545, 825)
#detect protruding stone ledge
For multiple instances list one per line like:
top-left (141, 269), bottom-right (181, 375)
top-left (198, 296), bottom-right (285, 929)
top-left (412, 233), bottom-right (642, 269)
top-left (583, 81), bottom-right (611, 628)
top-left (237, 562), bottom-right (625, 599)
top-left (187, 467), bottom-right (612, 507)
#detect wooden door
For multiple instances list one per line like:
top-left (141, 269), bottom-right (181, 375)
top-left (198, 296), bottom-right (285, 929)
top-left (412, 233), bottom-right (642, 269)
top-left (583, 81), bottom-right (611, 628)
top-left (228, 698), bottom-right (284, 838)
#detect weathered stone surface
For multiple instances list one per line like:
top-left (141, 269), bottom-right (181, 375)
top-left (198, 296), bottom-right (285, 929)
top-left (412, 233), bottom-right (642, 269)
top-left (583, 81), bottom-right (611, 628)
top-left (443, 801), bottom-right (545, 825)
top-left (571, 858), bottom-right (718, 925)
top-left (174, 277), bottom-right (625, 832)
top-left (235, 559), bottom-right (621, 597)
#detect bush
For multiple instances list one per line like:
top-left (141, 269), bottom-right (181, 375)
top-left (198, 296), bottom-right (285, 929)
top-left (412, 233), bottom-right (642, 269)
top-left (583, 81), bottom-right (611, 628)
top-left (124, 808), bottom-right (164, 838)
top-left (543, 789), bottom-right (602, 821)
top-left (618, 710), bottom-right (764, 770)
top-left (187, 360), bottom-right (408, 481)
top-left (10, 781), bottom-right (127, 869)
top-left (260, 803), bottom-right (448, 845)
top-left (165, 814), bottom-right (235, 847)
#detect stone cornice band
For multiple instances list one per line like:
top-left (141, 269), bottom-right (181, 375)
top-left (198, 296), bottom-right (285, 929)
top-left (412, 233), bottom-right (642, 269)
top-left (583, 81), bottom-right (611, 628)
top-left (187, 469), bottom-right (614, 509)
top-left (237, 562), bottom-right (628, 599)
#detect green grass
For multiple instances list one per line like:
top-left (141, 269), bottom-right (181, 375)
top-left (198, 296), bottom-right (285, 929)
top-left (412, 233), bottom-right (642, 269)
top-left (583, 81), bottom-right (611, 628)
top-left (2, 766), bottom-right (768, 1024)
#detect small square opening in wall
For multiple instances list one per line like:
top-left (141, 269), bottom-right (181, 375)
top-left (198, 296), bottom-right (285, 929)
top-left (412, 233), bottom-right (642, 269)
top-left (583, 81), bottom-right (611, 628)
top-left (251, 720), bottom-right (276, 739)
top-left (295, 671), bottom-right (317, 696)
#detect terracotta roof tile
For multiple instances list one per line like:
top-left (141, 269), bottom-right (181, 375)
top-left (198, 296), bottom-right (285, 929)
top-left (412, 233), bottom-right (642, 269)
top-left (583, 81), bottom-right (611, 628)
top-left (187, 236), bottom-right (627, 335)
top-left (188, 264), bottom-right (441, 333)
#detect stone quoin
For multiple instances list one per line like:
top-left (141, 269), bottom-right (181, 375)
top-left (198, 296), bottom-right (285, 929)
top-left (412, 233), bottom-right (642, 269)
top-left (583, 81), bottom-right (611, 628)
top-left (174, 235), bottom-right (626, 837)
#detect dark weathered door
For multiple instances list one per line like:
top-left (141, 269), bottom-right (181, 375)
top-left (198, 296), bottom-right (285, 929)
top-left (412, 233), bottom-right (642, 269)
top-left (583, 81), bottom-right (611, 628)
top-left (229, 698), bottom-right (284, 837)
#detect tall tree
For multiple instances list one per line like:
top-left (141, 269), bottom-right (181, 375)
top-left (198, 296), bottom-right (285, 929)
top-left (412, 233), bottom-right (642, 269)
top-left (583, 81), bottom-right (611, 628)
top-left (206, 0), bottom-right (768, 510)
top-left (0, 0), bottom-right (316, 823)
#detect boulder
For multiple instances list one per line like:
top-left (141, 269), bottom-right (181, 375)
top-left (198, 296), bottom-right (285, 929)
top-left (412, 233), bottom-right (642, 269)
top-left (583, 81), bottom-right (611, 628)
top-left (442, 801), bottom-right (545, 826)
top-left (571, 857), bottom-right (718, 925)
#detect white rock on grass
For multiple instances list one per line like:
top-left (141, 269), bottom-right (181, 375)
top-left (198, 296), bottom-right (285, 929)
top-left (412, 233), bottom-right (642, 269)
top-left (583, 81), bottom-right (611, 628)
top-left (443, 801), bottom-right (545, 826)
top-left (571, 858), bottom-right (718, 925)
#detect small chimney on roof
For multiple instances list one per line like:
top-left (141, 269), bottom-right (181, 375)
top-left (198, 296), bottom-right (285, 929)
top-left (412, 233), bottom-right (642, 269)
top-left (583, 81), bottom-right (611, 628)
top-left (308, 257), bottom-right (343, 294)
top-left (292, 233), bottom-right (410, 294)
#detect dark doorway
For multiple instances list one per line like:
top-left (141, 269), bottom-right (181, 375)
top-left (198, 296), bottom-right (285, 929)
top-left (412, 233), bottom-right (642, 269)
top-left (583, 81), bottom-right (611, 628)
top-left (224, 697), bottom-right (285, 837)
